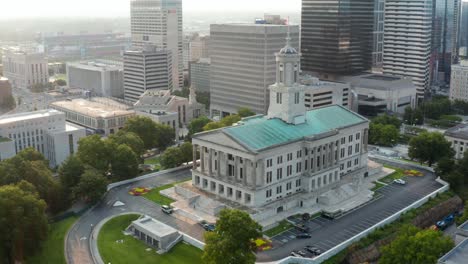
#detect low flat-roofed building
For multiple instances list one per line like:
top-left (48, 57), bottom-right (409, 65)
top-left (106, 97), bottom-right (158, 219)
top-left (126, 215), bottom-right (181, 252)
top-left (301, 75), bottom-right (351, 110)
top-left (137, 110), bottom-right (179, 138)
top-left (0, 109), bottom-right (86, 167)
top-left (438, 238), bottom-right (468, 264)
top-left (339, 73), bottom-right (417, 116)
top-left (50, 98), bottom-right (136, 136)
top-left (445, 124), bottom-right (468, 159)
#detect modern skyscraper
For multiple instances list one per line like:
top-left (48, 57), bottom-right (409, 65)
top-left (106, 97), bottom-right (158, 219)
top-left (123, 46), bottom-right (173, 102)
top-left (130, 0), bottom-right (183, 90)
top-left (301, 0), bottom-right (374, 79)
top-left (383, 0), bottom-right (433, 100)
top-left (432, 0), bottom-right (461, 82)
top-left (450, 60), bottom-right (468, 101)
top-left (209, 24), bottom-right (299, 117)
top-left (460, 2), bottom-right (468, 58)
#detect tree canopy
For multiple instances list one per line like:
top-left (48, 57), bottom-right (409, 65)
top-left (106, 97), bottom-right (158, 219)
top-left (73, 169), bottom-right (108, 204)
top-left (372, 114), bottom-right (401, 129)
top-left (123, 116), bottom-right (174, 150)
top-left (0, 181), bottom-right (48, 264)
top-left (203, 115), bottom-right (242, 132)
top-left (202, 209), bottom-right (262, 264)
top-left (109, 131), bottom-right (145, 158)
top-left (110, 144), bottom-right (139, 181)
top-left (188, 116), bottom-right (211, 137)
top-left (58, 155), bottom-right (85, 201)
top-left (380, 225), bottom-right (453, 264)
top-left (237, 108), bottom-right (256, 118)
top-left (408, 132), bottom-right (453, 166)
top-left (369, 123), bottom-right (399, 146)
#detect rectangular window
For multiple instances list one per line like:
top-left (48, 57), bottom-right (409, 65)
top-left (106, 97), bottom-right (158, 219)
top-left (266, 172), bottom-right (272, 183)
top-left (277, 186), bottom-right (282, 194)
top-left (277, 168), bottom-right (283, 180)
top-left (266, 159), bottom-right (273, 168)
top-left (276, 93), bottom-right (282, 104)
top-left (297, 150), bottom-right (302, 158)
top-left (287, 153), bottom-right (293, 161)
top-left (356, 133), bottom-right (361, 140)
top-left (348, 146), bottom-right (352, 155)
top-left (294, 92), bottom-right (300, 104)
top-left (277, 156), bottom-right (283, 164)
top-left (287, 165), bottom-right (293, 176)
top-left (341, 137), bottom-right (345, 144)
top-left (349, 135), bottom-right (353, 142)
top-left (296, 162), bottom-right (302, 173)
top-left (296, 179), bottom-right (301, 187)
top-left (354, 158), bottom-right (359, 165)
top-left (355, 144), bottom-right (360, 153)
top-left (286, 182), bottom-right (292, 190)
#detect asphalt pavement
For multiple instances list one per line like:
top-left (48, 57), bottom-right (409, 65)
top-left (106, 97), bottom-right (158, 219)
top-left (256, 160), bottom-right (444, 262)
top-left (65, 167), bottom-right (205, 264)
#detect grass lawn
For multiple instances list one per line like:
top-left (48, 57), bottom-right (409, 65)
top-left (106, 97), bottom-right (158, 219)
top-left (98, 214), bottom-right (202, 264)
top-left (144, 156), bottom-right (162, 171)
top-left (264, 220), bottom-right (294, 237)
top-left (371, 181), bottom-right (386, 192)
top-left (26, 216), bottom-right (78, 264)
top-left (143, 180), bottom-right (189, 205)
top-left (381, 165), bottom-right (405, 184)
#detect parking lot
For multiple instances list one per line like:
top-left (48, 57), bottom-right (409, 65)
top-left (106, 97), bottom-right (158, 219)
top-left (258, 168), bottom-right (444, 262)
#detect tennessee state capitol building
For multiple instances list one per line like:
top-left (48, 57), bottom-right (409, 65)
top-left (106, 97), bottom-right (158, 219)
top-left (191, 35), bottom-right (370, 222)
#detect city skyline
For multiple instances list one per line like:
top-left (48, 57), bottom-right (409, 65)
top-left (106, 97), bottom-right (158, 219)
top-left (2, 0), bottom-right (302, 19)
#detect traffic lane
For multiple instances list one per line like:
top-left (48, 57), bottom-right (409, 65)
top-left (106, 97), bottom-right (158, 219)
top-left (256, 172), bottom-right (442, 262)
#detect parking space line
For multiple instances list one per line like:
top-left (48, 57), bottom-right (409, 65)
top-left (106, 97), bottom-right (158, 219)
top-left (321, 240), bottom-right (335, 248)
top-left (349, 226), bottom-right (363, 233)
top-left (356, 223), bottom-right (369, 229)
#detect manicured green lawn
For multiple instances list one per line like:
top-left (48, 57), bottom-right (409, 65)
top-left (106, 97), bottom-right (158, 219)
top-left (98, 214), bottom-right (203, 264)
top-left (264, 220), bottom-right (294, 237)
top-left (143, 180), bottom-right (189, 205)
top-left (371, 181), bottom-right (386, 192)
top-left (26, 216), bottom-right (78, 264)
top-left (381, 165), bottom-right (405, 184)
top-left (144, 156), bottom-right (162, 171)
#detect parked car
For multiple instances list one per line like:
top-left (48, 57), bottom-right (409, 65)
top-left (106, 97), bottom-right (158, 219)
top-left (295, 223), bottom-right (310, 232)
top-left (297, 250), bottom-right (307, 257)
top-left (436, 214), bottom-right (455, 230)
top-left (290, 251), bottom-right (301, 257)
top-left (393, 179), bottom-right (406, 185)
top-left (199, 220), bottom-right (216, 231)
top-left (305, 245), bottom-right (322, 256)
top-left (161, 205), bottom-right (173, 214)
top-left (296, 233), bottom-right (312, 239)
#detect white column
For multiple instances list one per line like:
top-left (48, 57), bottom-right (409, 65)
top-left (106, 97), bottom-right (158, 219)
top-left (192, 144), bottom-right (197, 169)
top-left (243, 159), bottom-right (248, 186)
top-left (208, 149), bottom-right (213, 176)
top-left (200, 145), bottom-right (205, 173)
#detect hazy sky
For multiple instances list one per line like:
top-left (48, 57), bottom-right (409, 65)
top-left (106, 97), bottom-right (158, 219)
top-left (3, 0), bottom-right (302, 19)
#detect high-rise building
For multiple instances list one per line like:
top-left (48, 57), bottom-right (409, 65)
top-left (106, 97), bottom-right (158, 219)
top-left (0, 77), bottom-right (13, 106)
top-left (210, 24), bottom-right (299, 117)
top-left (67, 61), bottom-right (124, 98)
top-left (373, 0), bottom-right (385, 71)
top-left (189, 58), bottom-right (211, 93)
top-left (130, 0), bottom-right (183, 90)
top-left (190, 35), bottom-right (211, 62)
top-left (460, 2), bottom-right (468, 58)
top-left (450, 60), bottom-right (468, 101)
top-left (383, 0), bottom-right (433, 100)
top-left (301, 0), bottom-right (374, 79)
top-left (123, 47), bottom-right (173, 102)
top-left (432, 0), bottom-right (461, 83)
top-left (1, 48), bottom-right (49, 90)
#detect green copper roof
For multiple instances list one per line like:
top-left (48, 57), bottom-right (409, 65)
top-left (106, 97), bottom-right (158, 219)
top-left (224, 105), bottom-right (366, 151)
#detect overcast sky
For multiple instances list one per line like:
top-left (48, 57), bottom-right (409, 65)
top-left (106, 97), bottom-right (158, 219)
top-left (2, 0), bottom-right (302, 19)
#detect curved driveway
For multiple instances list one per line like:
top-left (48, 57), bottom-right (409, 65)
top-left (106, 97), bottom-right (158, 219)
top-left (65, 167), bottom-right (205, 264)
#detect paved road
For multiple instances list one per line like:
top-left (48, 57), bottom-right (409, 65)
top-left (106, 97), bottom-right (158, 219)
top-left (256, 160), bottom-right (444, 262)
top-left (65, 167), bottom-right (205, 264)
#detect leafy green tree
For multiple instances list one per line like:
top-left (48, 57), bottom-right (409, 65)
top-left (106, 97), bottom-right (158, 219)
top-left (160, 147), bottom-right (183, 169)
top-left (0, 181), bottom-right (48, 264)
top-left (372, 114), bottom-right (401, 129)
top-left (203, 121), bottom-right (224, 131)
top-left (188, 116), bottom-right (211, 137)
top-left (54, 79), bottom-right (66, 86)
top-left (0, 95), bottom-right (16, 110)
top-left (380, 225), bottom-right (454, 264)
top-left (220, 115), bottom-right (241, 126)
top-left (202, 209), bottom-right (262, 264)
top-left (404, 107), bottom-right (424, 125)
top-left (123, 116), bottom-right (159, 149)
top-left (155, 123), bottom-right (175, 150)
top-left (369, 123), bottom-right (399, 146)
top-left (73, 169), bottom-right (108, 204)
top-left (77, 135), bottom-right (115, 172)
top-left (179, 142), bottom-right (193, 164)
top-left (15, 147), bottom-right (48, 166)
top-left (111, 144), bottom-right (139, 181)
top-left (435, 157), bottom-right (456, 177)
top-left (0, 151), bottom-right (63, 212)
top-left (109, 131), bottom-right (145, 157)
top-left (408, 132), bottom-right (453, 166)
top-left (238, 108), bottom-right (256, 118)
top-left (58, 155), bottom-right (85, 199)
